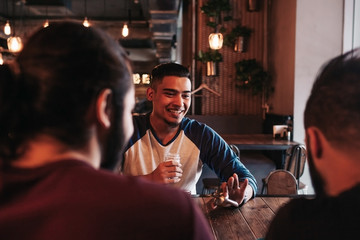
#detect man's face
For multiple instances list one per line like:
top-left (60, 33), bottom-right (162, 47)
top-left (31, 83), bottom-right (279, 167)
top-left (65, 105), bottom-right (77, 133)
top-left (148, 76), bottom-right (191, 127)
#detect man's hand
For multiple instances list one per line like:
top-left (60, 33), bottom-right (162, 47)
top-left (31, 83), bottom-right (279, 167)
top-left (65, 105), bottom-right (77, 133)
top-left (144, 160), bottom-right (183, 184)
top-left (221, 173), bottom-right (253, 206)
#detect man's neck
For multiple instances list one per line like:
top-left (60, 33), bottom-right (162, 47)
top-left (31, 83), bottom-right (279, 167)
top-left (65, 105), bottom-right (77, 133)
top-left (322, 149), bottom-right (360, 197)
top-left (12, 134), bottom-right (100, 169)
top-left (149, 113), bottom-right (180, 145)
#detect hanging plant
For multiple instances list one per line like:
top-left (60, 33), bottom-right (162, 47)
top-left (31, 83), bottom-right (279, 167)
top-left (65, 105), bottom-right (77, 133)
top-left (247, 0), bottom-right (260, 12)
top-left (224, 25), bottom-right (252, 48)
top-left (197, 49), bottom-right (223, 63)
top-left (235, 59), bottom-right (272, 98)
top-left (200, 0), bottom-right (232, 31)
top-left (197, 49), bottom-right (223, 76)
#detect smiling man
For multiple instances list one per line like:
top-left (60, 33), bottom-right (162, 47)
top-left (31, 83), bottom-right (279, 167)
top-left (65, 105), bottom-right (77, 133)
top-left (122, 62), bottom-right (257, 206)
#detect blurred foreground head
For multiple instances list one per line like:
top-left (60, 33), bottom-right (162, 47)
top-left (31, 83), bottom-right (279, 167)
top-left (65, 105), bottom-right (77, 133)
top-left (0, 21), bottom-right (134, 170)
top-left (304, 48), bottom-right (360, 195)
top-left (305, 48), bottom-right (360, 149)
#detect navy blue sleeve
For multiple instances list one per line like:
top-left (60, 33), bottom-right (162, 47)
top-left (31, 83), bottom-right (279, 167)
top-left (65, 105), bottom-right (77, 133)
top-left (124, 113), bottom-right (150, 152)
top-left (183, 119), bottom-right (258, 195)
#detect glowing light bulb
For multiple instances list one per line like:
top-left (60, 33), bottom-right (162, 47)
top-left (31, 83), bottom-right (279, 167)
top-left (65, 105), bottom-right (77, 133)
top-left (43, 19), bottom-right (49, 28)
top-left (83, 17), bottom-right (90, 27)
top-left (122, 23), bottom-right (129, 37)
top-left (7, 37), bottom-right (23, 53)
top-left (4, 21), bottom-right (11, 35)
top-left (209, 33), bottom-right (223, 50)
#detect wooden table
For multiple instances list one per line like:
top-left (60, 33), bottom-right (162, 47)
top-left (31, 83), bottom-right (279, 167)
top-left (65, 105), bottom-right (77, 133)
top-left (221, 134), bottom-right (298, 151)
top-left (193, 196), bottom-right (291, 240)
top-left (221, 134), bottom-right (299, 169)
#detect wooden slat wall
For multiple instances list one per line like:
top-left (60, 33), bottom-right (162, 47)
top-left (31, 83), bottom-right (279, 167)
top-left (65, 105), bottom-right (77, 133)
top-left (195, 0), bottom-right (268, 115)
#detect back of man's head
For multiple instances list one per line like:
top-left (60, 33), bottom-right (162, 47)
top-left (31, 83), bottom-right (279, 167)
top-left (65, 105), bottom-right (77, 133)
top-left (0, 21), bottom-right (133, 166)
top-left (304, 48), bottom-right (360, 150)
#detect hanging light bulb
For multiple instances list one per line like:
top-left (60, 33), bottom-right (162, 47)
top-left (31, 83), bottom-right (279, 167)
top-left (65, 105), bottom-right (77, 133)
top-left (43, 5), bottom-right (49, 28)
top-left (7, 36), bottom-right (23, 53)
top-left (83, 17), bottom-right (90, 27)
top-left (82, 0), bottom-right (90, 27)
top-left (43, 19), bottom-right (49, 28)
top-left (4, 20), bottom-right (11, 35)
top-left (0, 53), bottom-right (4, 65)
top-left (209, 32), bottom-right (223, 50)
top-left (122, 23), bottom-right (129, 37)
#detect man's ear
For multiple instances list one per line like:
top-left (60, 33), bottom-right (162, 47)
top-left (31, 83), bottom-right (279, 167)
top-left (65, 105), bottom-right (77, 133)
top-left (96, 89), bottom-right (113, 129)
top-left (306, 127), bottom-right (324, 159)
top-left (146, 87), bottom-right (154, 101)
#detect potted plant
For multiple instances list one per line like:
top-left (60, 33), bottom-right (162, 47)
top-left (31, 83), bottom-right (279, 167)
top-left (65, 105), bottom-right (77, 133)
top-left (197, 49), bottom-right (223, 76)
top-left (247, 0), bottom-right (260, 12)
top-left (224, 25), bottom-right (252, 52)
top-left (200, 0), bottom-right (232, 31)
top-left (234, 59), bottom-right (272, 98)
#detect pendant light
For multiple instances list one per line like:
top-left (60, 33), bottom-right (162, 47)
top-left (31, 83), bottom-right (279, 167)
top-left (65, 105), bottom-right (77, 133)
top-left (43, 6), bottom-right (49, 28)
top-left (43, 19), bottom-right (49, 28)
top-left (83, 17), bottom-right (90, 27)
top-left (7, 37), bottom-right (23, 52)
top-left (83, 0), bottom-right (90, 27)
top-left (4, 21), bottom-right (11, 35)
top-left (7, 0), bottom-right (23, 53)
top-left (122, 23), bottom-right (129, 37)
top-left (208, 16), bottom-right (223, 50)
top-left (4, 1), bottom-right (11, 35)
top-left (209, 32), bottom-right (223, 50)
top-left (122, 2), bottom-right (131, 38)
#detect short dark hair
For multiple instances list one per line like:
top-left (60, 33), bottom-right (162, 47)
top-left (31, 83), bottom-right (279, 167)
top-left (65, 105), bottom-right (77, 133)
top-left (150, 62), bottom-right (190, 89)
top-left (304, 48), bottom-right (360, 148)
top-left (0, 21), bottom-right (133, 162)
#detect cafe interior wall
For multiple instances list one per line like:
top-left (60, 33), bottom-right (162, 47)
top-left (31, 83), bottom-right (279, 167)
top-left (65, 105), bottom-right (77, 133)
top-left (267, 0), bottom-right (296, 116)
top-left (193, 0), bottom-right (270, 116)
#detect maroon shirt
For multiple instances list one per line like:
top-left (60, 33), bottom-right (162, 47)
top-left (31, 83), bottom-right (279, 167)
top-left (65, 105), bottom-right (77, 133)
top-left (0, 160), bottom-right (213, 240)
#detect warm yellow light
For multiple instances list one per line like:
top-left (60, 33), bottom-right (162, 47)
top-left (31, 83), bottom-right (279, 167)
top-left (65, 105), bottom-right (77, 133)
top-left (122, 23), bottom-right (129, 37)
top-left (209, 33), bottom-right (223, 50)
top-left (0, 53), bottom-right (3, 65)
top-left (83, 17), bottom-right (90, 27)
top-left (4, 21), bottom-right (11, 35)
top-left (133, 73), bottom-right (141, 84)
top-left (43, 19), bottom-right (49, 28)
top-left (142, 74), bottom-right (150, 84)
top-left (7, 37), bottom-right (23, 53)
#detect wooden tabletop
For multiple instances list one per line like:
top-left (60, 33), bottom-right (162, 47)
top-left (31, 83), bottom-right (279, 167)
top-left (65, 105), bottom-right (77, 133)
top-left (193, 196), bottom-right (291, 240)
top-left (221, 134), bottom-right (298, 151)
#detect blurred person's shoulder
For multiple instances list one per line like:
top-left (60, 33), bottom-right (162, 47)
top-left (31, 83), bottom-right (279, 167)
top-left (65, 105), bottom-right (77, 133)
top-left (266, 186), bottom-right (360, 240)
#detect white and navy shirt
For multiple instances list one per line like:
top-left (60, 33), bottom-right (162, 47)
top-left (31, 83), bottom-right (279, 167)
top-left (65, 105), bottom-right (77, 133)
top-left (123, 113), bottom-right (257, 194)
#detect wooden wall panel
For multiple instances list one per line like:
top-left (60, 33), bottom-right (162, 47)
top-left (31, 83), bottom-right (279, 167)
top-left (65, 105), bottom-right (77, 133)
top-left (195, 0), bottom-right (268, 115)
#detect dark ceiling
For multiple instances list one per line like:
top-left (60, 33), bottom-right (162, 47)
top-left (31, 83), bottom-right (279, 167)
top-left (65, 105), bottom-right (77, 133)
top-left (0, 0), bottom-right (182, 72)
